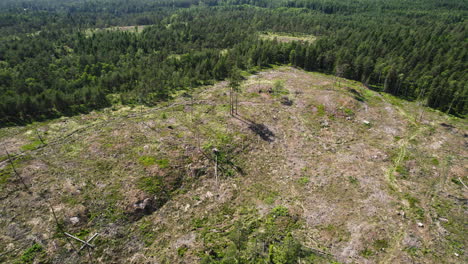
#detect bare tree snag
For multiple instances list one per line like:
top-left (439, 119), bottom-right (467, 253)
top-left (4, 147), bottom-right (29, 192)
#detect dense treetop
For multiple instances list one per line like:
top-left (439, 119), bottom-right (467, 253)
top-left (0, 0), bottom-right (466, 126)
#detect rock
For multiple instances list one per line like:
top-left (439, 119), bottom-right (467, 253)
top-left (70, 217), bottom-right (80, 225)
top-left (65, 205), bottom-right (89, 225)
top-left (133, 198), bottom-right (153, 212)
top-left (417, 222), bottom-right (424, 228)
top-left (7, 243), bottom-right (15, 251)
top-left (320, 120), bottom-right (329, 128)
top-left (280, 97), bottom-right (293, 106)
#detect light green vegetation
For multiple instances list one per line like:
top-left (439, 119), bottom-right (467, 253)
top-left (259, 32), bottom-right (317, 43)
top-left (84, 25), bottom-right (149, 36)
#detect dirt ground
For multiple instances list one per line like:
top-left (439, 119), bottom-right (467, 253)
top-left (0, 67), bottom-right (466, 263)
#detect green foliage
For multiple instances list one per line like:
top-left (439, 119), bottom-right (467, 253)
top-left (0, 169), bottom-right (11, 187)
top-left (138, 156), bottom-right (156, 166)
top-left (298, 176), bottom-right (310, 185)
top-left (268, 234), bottom-right (302, 264)
top-left (342, 108), bottom-right (354, 117)
top-left (0, 0), bottom-right (466, 126)
top-left (139, 220), bottom-right (156, 246)
top-left (177, 246), bottom-right (188, 257)
top-left (20, 140), bottom-right (43, 151)
top-left (316, 104), bottom-right (326, 116)
top-left (199, 205), bottom-right (333, 264)
top-left (373, 239), bottom-right (389, 250)
top-left (272, 80), bottom-right (288, 96)
top-left (360, 248), bottom-right (374, 258)
top-left (156, 158), bottom-right (170, 169)
top-left (192, 217), bottom-right (207, 229)
top-left (138, 176), bottom-right (164, 195)
top-left (451, 178), bottom-right (462, 186)
top-left (403, 193), bottom-right (425, 220)
top-left (395, 164), bottom-right (409, 179)
top-left (270, 206), bottom-right (289, 217)
top-left (348, 176), bottom-right (358, 185)
top-left (228, 67), bottom-right (242, 91)
top-left (202, 131), bottom-right (239, 178)
top-left (73, 229), bottom-right (91, 240)
top-left (17, 243), bottom-right (45, 264)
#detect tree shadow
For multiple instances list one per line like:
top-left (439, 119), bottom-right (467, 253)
top-left (234, 115), bottom-right (275, 142)
top-left (348, 88), bottom-right (365, 102)
top-left (365, 84), bottom-right (383, 92)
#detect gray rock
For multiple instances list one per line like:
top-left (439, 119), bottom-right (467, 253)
top-left (70, 217), bottom-right (80, 225)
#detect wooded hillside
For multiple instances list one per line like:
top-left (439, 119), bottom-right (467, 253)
top-left (0, 0), bottom-right (466, 126)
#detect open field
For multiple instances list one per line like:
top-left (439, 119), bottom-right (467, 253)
top-left (84, 25), bottom-right (149, 36)
top-left (0, 67), bottom-right (466, 263)
top-left (259, 32), bottom-right (317, 43)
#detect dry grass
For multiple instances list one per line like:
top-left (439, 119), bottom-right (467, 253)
top-left (84, 25), bottom-right (149, 36)
top-left (259, 32), bottom-right (317, 43)
top-left (0, 67), bottom-right (466, 263)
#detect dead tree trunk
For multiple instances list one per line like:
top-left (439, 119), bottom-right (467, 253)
top-left (235, 92), bottom-right (238, 115)
top-left (35, 129), bottom-right (45, 145)
top-left (230, 87), bottom-right (234, 116)
top-left (4, 147), bottom-right (29, 191)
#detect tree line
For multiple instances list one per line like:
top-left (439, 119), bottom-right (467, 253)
top-left (0, 0), bottom-right (466, 126)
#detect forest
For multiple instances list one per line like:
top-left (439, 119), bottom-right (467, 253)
top-left (0, 0), bottom-right (466, 126)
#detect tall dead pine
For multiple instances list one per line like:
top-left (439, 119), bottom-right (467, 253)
top-left (228, 67), bottom-right (242, 116)
top-left (4, 147), bottom-right (29, 192)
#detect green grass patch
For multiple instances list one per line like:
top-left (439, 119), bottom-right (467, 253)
top-left (198, 204), bottom-right (332, 264)
top-left (61, 195), bottom-right (80, 205)
top-left (138, 176), bottom-right (165, 195)
top-left (450, 178), bottom-right (462, 186)
top-left (156, 158), bottom-right (170, 169)
top-left (271, 80), bottom-right (289, 96)
top-left (360, 248), bottom-right (374, 258)
top-left (139, 219), bottom-right (156, 246)
top-left (316, 104), bottom-right (326, 116)
top-left (177, 246), bottom-right (188, 257)
top-left (192, 217), bottom-right (207, 229)
top-left (246, 92), bottom-right (260, 98)
top-left (16, 243), bottom-right (45, 264)
top-left (0, 169), bottom-right (11, 187)
top-left (403, 193), bottom-right (425, 220)
top-left (297, 176), bottom-right (310, 186)
top-left (264, 192), bottom-right (278, 205)
top-left (138, 156), bottom-right (156, 166)
top-left (20, 140), bottom-right (43, 151)
top-left (373, 239), bottom-right (389, 250)
top-left (270, 206), bottom-right (289, 217)
top-left (395, 164), bottom-right (409, 179)
top-left (73, 229), bottom-right (91, 240)
top-left (348, 176), bottom-right (358, 185)
top-left (259, 32), bottom-right (316, 43)
top-left (342, 108), bottom-right (354, 117)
